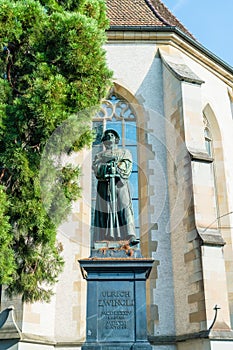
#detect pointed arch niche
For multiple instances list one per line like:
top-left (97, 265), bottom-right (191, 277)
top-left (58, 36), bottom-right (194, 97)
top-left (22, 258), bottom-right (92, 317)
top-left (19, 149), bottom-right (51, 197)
top-left (91, 83), bottom-right (149, 251)
top-left (203, 103), bottom-right (233, 328)
top-left (203, 103), bottom-right (230, 232)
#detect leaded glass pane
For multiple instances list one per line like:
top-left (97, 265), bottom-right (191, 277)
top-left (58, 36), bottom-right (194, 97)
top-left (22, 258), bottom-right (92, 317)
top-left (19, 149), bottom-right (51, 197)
top-left (125, 123), bottom-right (137, 145)
top-left (129, 172), bottom-right (139, 199)
top-left (132, 200), bottom-right (139, 228)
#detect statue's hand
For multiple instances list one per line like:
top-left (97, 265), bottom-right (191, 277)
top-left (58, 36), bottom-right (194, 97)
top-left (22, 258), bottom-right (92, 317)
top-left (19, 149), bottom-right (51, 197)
top-left (117, 161), bottom-right (126, 171)
top-left (107, 160), bottom-right (116, 174)
top-left (103, 161), bottom-right (116, 178)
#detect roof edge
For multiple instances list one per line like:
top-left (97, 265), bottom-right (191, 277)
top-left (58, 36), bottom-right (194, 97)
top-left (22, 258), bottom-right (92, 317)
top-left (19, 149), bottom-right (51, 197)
top-left (144, 0), bottom-right (170, 26)
top-left (107, 26), bottom-right (233, 75)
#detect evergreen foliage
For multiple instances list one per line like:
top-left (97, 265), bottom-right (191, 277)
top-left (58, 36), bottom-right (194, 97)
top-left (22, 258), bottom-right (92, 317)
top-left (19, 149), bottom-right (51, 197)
top-left (0, 186), bottom-right (16, 285)
top-left (0, 0), bottom-right (112, 302)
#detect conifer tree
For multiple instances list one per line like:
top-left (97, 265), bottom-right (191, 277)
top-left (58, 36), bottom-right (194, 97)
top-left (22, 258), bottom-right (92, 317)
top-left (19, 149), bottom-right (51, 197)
top-left (0, 0), bottom-right (111, 302)
top-left (0, 186), bottom-right (16, 285)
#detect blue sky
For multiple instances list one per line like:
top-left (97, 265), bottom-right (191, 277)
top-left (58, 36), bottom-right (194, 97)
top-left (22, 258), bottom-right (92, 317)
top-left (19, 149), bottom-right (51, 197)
top-left (162, 0), bottom-right (233, 68)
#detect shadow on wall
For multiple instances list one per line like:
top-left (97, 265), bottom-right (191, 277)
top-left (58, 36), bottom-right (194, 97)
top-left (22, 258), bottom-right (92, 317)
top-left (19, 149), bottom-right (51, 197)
top-left (0, 340), bottom-right (19, 350)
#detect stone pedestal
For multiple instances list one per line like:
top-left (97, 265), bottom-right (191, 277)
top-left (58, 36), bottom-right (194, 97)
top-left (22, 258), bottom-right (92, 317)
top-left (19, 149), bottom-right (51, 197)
top-left (79, 257), bottom-right (154, 350)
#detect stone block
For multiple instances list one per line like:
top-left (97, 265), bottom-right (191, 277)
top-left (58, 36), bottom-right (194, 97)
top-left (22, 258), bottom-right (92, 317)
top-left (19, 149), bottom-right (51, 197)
top-left (79, 258), bottom-right (154, 349)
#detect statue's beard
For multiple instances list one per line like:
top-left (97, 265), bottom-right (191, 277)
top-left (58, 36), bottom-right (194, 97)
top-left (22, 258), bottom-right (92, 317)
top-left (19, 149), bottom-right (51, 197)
top-left (104, 140), bottom-right (115, 148)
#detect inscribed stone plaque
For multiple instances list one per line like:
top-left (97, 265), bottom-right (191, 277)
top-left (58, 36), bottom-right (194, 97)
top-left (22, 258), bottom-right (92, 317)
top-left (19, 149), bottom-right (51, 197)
top-left (97, 281), bottom-right (135, 342)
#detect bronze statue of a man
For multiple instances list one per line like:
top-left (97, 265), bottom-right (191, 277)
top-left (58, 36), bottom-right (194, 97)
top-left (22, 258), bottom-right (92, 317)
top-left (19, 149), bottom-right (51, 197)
top-left (92, 129), bottom-right (137, 243)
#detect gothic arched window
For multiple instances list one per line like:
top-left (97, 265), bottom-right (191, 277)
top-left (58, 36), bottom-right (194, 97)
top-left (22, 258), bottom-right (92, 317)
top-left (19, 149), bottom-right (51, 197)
top-left (91, 91), bottom-right (140, 240)
top-left (204, 116), bottom-right (212, 157)
top-left (202, 113), bottom-right (219, 229)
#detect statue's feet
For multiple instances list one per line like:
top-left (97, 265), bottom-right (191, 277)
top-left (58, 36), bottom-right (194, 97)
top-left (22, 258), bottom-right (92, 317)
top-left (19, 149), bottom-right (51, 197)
top-left (129, 238), bottom-right (140, 247)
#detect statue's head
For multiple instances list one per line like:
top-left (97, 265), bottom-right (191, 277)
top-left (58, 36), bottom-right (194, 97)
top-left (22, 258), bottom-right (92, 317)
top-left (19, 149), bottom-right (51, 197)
top-left (101, 129), bottom-right (120, 144)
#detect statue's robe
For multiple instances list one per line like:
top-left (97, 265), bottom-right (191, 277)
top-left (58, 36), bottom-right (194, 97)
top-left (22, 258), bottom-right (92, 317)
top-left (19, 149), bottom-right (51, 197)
top-left (92, 147), bottom-right (136, 242)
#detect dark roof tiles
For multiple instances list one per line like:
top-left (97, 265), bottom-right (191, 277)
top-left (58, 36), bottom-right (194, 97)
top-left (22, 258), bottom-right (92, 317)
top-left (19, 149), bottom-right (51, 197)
top-left (106, 0), bottom-right (166, 26)
top-left (106, 0), bottom-right (195, 39)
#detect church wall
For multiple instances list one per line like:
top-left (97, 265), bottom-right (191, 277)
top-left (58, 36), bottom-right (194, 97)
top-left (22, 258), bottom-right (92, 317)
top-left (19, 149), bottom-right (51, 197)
top-left (152, 346), bottom-right (177, 350)
top-left (201, 245), bottom-right (231, 329)
top-left (18, 344), bottom-right (54, 350)
top-left (177, 47), bottom-right (233, 330)
top-left (22, 298), bottom-right (55, 337)
top-left (178, 75), bottom-right (219, 232)
top-left (161, 62), bottom-right (206, 336)
top-left (184, 52), bottom-right (233, 209)
top-left (209, 340), bottom-right (233, 350)
top-left (105, 43), bottom-right (158, 95)
top-left (162, 44), bottom-right (233, 341)
top-left (180, 48), bottom-right (233, 224)
top-left (177, 339), bottom-right (210, 350)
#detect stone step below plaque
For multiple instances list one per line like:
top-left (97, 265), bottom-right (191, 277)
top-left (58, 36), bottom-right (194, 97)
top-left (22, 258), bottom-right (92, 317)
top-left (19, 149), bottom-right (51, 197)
top-left (82, 343), bottom-right (152, 349)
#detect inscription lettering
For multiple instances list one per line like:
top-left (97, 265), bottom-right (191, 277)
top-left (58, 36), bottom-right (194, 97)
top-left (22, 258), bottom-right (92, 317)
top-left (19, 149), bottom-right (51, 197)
top-left (101, 291), bottom-right (130, 298)
top-left (106, 320), bottom-right (127, 329)
top-left (101, 311), bottom-right (131, 316)
top-left (98, 298), bottom-right (134, 307)
top-left (98, 290), bottom-right (134, 331)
